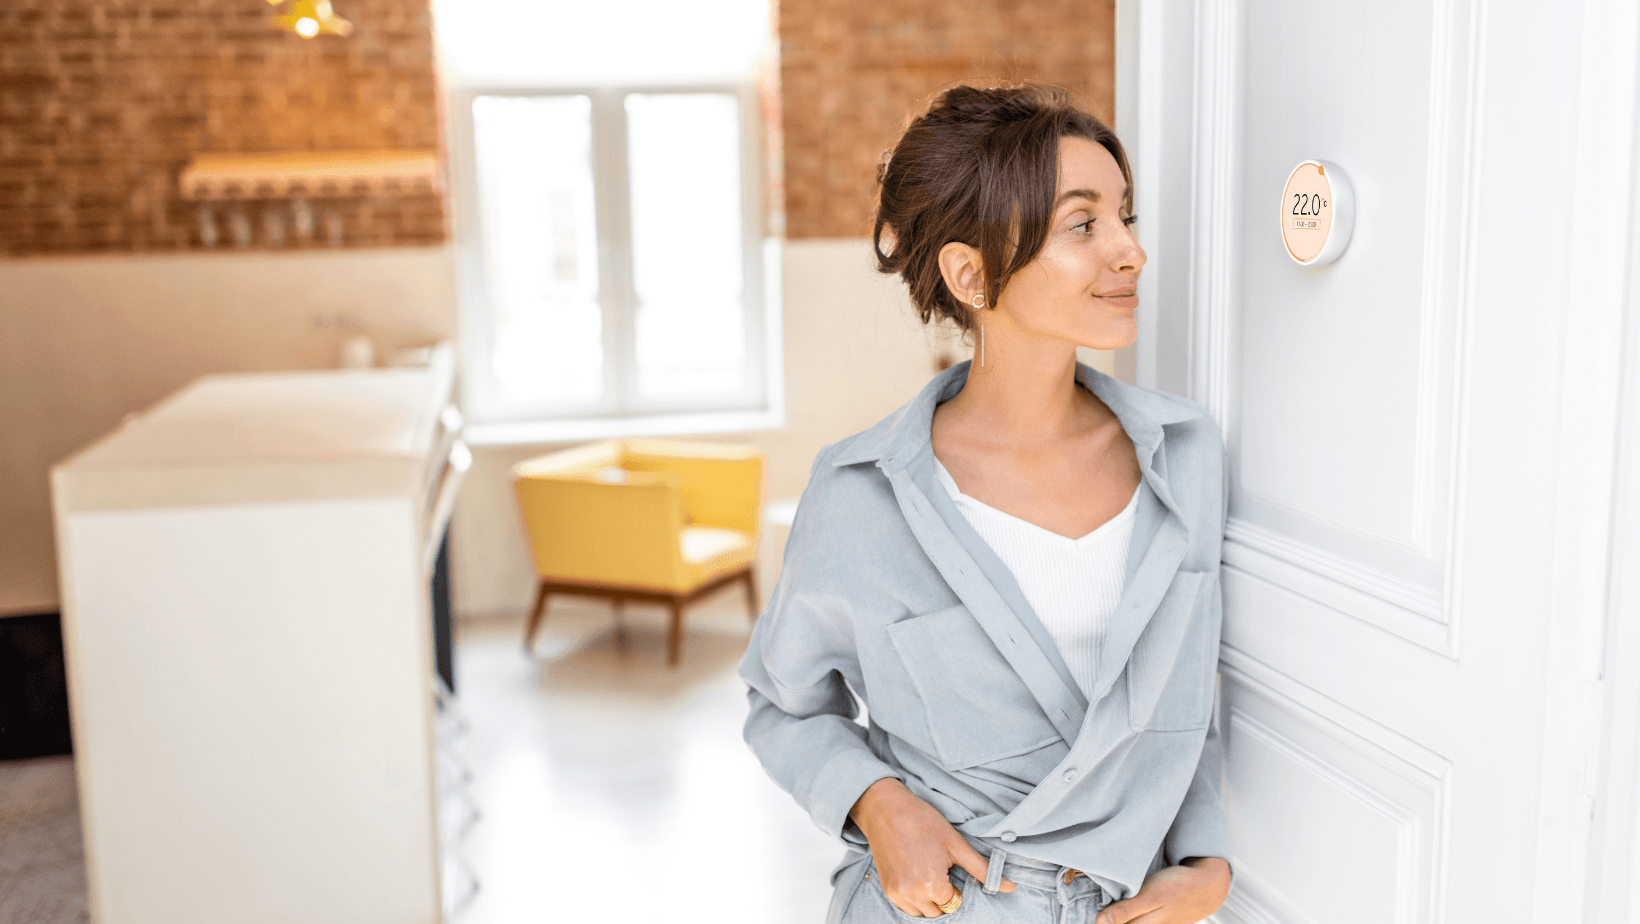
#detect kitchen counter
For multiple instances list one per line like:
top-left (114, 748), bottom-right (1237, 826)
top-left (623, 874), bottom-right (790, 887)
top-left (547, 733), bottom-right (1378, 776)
top-left (50, 343), bottom-right (470, 924)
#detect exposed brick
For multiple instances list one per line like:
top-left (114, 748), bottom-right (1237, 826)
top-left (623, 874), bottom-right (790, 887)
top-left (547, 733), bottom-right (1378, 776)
top-left (780, 0), bottom-right (1115, 239)
top-left (0, 0), bottom-right (447, 255)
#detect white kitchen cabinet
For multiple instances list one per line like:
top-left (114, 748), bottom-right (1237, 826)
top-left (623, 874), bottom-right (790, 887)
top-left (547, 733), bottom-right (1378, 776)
top-left (50, 344), bottom-right (470, 924)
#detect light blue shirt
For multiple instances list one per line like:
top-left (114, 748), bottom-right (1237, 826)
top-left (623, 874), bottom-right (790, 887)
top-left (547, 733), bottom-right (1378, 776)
top-left (738, 358), bottom-right (1233, 902)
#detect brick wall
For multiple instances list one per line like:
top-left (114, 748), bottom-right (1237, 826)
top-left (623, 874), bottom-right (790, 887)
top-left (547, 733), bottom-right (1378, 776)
top-left (779, 0), bottom-right (1115, 239)
top-left (0, 0), bottom-right (445, 255)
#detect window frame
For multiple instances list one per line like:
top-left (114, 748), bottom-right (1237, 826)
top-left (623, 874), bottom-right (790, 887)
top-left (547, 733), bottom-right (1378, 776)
top-left (446, 80), bottom-right (778, 439)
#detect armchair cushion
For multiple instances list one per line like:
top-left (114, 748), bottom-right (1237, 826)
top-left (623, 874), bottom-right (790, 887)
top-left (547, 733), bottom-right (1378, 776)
top-left (680, 526), bottom-right (757, 590)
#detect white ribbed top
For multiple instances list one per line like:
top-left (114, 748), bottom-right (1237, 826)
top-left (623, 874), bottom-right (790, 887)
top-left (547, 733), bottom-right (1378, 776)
top-left (933, 455), bottom-right (1140, 699)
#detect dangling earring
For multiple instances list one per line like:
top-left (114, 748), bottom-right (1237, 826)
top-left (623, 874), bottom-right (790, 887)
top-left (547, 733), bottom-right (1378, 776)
top-left (972, 294), bottom-right (987, 368)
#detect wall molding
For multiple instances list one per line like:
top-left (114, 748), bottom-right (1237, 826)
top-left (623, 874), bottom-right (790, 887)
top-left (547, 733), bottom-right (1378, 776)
top-left (1217, 645), bottom-right (1453, 924)
top-left (1224, 518), bottom-right (1454, 658)
top-left (1226, 712), bottom-right (1423, 923)
top-left (1214, 866), bottom-right (1309, 924)
top-left (1191, 0), bottom-right (1486, 660)
top-left (1219, 646), bottom-right (1450, 810)
top-left (1187, 0), bottom-right (1242, 430)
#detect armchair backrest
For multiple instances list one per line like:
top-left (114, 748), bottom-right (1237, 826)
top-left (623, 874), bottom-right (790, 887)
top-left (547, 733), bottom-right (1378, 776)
top-left (512, 440), bottom-right (685, 589)
top-left (620, 438), bottom-right (764, 536)
top-left (509, 438), bottom-right (765, 591)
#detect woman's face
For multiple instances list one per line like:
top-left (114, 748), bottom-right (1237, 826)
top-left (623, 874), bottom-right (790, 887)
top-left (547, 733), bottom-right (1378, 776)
top-left (995, 136), bottom-right (1145, 351)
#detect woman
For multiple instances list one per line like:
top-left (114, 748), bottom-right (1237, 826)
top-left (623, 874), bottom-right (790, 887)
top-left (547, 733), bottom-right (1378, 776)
top-left (738, 84), bottom-right (1234, 924)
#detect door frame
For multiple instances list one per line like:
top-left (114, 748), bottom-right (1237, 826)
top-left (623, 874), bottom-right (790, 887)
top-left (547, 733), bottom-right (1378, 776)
top-left (1586, 5), bottom-right (1640, 910)
top-left (1113, 1), bottom-right (1640, 921)
top-left (1593, 196), bottom-right (1640, 924)
top-left (1533, 2), bottom-right (1640, 921)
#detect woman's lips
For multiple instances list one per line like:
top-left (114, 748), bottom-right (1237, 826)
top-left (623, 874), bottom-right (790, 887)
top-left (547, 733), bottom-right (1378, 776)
top-left (1097, 293), bottom-right (1139, 309)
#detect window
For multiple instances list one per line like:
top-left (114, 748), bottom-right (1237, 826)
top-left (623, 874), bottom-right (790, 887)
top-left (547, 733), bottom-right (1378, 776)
top-left (435, 1), bottom-right (778, 437)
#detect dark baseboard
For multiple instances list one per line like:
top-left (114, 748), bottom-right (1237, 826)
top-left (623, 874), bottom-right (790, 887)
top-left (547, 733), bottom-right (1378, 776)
top-left (0, 611), bottom-right (74, 760)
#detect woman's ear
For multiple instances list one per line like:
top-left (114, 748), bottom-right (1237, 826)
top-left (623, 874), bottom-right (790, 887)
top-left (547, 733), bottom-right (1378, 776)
top-left (937, 241), bottom-right (986, 307)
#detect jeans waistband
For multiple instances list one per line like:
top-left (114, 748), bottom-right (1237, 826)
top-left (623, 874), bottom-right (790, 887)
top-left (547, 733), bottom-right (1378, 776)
top-left (957, 831), bottom-right (1109, 902)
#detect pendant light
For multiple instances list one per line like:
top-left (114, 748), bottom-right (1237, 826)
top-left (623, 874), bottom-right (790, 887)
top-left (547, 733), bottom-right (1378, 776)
top-left (267, 0), bottom-right (353, 38)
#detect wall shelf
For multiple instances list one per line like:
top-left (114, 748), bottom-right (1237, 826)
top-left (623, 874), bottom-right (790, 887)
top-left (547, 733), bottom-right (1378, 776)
top-left (179, 149), bottom-right (441, 201)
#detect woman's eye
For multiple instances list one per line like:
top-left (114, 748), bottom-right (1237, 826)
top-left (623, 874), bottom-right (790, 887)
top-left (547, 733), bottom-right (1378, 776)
top-left (1074, 219), bottom-right (1095, 234)
top-left (1122, 214), bottom-right (1140, 226)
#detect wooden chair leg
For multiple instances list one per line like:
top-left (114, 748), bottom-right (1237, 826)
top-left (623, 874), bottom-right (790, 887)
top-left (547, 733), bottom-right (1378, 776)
top-left (666, 598), bottom-right (684, 667)
top-left (743, 568), bottom-right (760, 622)
top-left (612, 597), bottom-right (630, 652)
top-left (522, 581), bottom-right (551, 652)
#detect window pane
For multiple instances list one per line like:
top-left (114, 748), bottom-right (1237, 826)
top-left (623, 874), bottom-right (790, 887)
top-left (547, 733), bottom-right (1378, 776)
top-left (433, 0), bottom-right (770, 86)
top-left (626, 93), bottom-right (747, 402)
top-left (472, 95), bottom-right (603, 408)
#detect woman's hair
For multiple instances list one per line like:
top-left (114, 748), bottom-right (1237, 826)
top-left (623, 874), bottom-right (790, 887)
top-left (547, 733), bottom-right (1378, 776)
top-left (872, 84), bottom-right (1132, 334)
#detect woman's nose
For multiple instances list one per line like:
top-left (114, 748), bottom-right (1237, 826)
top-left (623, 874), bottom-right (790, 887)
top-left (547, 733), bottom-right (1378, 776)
top-left (1114, 237), bottom-right (1146, 274)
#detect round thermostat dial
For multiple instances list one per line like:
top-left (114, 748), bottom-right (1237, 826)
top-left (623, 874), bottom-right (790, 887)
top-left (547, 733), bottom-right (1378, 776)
top-left (1281, 160), bottom-right (1354, 266)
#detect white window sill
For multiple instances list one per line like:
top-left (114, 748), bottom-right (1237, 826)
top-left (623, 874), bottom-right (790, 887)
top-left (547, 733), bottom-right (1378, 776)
top-left (463, 408), bottom-right (786, 448)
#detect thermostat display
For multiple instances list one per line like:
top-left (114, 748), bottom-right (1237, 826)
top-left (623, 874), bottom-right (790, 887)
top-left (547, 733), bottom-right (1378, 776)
top-left (1281, 160), bottom-right (1354, 266)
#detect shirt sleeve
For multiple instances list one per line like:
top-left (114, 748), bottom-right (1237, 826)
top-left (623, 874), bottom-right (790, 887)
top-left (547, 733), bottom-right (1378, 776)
top-left (1162, 425), bottom-right (1235, 887)
top-left (737, 443), bottom-right (903, 844)
top-left (1161, 689), bottom-right (1235, 890)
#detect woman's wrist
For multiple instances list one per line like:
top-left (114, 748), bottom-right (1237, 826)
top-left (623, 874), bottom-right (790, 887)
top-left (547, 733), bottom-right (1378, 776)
top-left (848, 776), bottom-right (907, 835)
top-left (1181, 856), bottom-right (1233, 901)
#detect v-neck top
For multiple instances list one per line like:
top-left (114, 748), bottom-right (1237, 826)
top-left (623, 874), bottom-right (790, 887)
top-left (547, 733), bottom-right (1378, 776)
top-left (932, 454), bottom-right (1141, 699)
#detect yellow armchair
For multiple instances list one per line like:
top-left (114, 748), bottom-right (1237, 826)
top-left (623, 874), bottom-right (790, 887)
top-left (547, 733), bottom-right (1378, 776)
top-left (511, 438), bottom-right (765, 665)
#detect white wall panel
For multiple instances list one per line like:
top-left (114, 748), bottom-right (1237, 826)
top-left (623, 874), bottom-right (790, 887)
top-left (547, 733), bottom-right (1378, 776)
top-left (1235, 2), bottom-right (1436, 547)
top-left (1205, 0), bottom-right (1483, 653)
top-left (1128, 0), bottom-right (1627, 918)
top-left (1218, 649), bottom-right (1450, 924)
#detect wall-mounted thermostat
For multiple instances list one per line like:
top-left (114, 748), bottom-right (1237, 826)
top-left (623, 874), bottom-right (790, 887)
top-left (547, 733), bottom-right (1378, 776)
top-left (1281, 160), bottom-right (1354, 266)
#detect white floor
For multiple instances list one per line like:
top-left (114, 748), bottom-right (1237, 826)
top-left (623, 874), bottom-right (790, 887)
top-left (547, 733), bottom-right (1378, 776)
top-left (0, 589), bottom-right (845, 924)
top-left (449, 591), bottom-right (846, 924)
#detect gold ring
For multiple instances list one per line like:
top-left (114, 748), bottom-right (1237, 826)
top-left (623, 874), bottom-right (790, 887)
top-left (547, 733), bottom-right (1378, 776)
top-left (936, 891), bottom-right (963, 915)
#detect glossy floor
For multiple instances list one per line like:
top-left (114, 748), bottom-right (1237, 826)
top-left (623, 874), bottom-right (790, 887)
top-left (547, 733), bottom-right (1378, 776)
top-left (453, 594), bottom-right (844, 924)
top-left (0, 592), bottom-right (844, 924)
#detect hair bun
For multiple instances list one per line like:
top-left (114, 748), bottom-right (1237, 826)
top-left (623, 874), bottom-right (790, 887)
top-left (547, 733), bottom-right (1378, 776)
top-left (932, 84), bottom-right (1073, 122)
top-left (870, 84), bottom-right (1129, 336)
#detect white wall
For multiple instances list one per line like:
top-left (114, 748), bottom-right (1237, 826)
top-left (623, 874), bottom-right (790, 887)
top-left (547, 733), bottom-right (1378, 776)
top-left (0, 246), bottom-right (460, 616)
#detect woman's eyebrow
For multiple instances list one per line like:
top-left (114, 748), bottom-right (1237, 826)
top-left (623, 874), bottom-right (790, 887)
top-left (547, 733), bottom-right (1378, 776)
top-left (1054, 187), bottom-right (1132, 209)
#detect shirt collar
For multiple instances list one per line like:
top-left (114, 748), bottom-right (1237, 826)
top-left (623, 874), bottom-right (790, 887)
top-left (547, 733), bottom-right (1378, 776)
top-left (830, 358), bottom-right (1202, 473)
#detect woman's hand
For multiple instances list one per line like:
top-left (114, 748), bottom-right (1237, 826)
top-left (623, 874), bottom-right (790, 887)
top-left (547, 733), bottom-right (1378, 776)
top-left (1094, 857), bottom-right (1231, 924)
top-left (849, 777), bottom-right (1017, 917)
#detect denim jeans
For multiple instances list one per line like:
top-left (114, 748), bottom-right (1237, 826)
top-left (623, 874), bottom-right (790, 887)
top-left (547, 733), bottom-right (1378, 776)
top-left (829, 841), bottom-right (1117, 924)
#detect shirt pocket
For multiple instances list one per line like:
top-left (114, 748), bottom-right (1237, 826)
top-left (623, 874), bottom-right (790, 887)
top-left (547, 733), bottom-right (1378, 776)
top-left (1125, 569), bottom-right (1219, 732)
top-left (886, 603), bottom-right (1065, 770)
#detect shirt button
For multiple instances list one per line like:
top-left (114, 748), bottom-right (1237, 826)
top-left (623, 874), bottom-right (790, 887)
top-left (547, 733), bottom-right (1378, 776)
top-left (1000, 831), bottom-right (1017, 842)
top-left (1063, 768), bottom-right (1079, 783)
